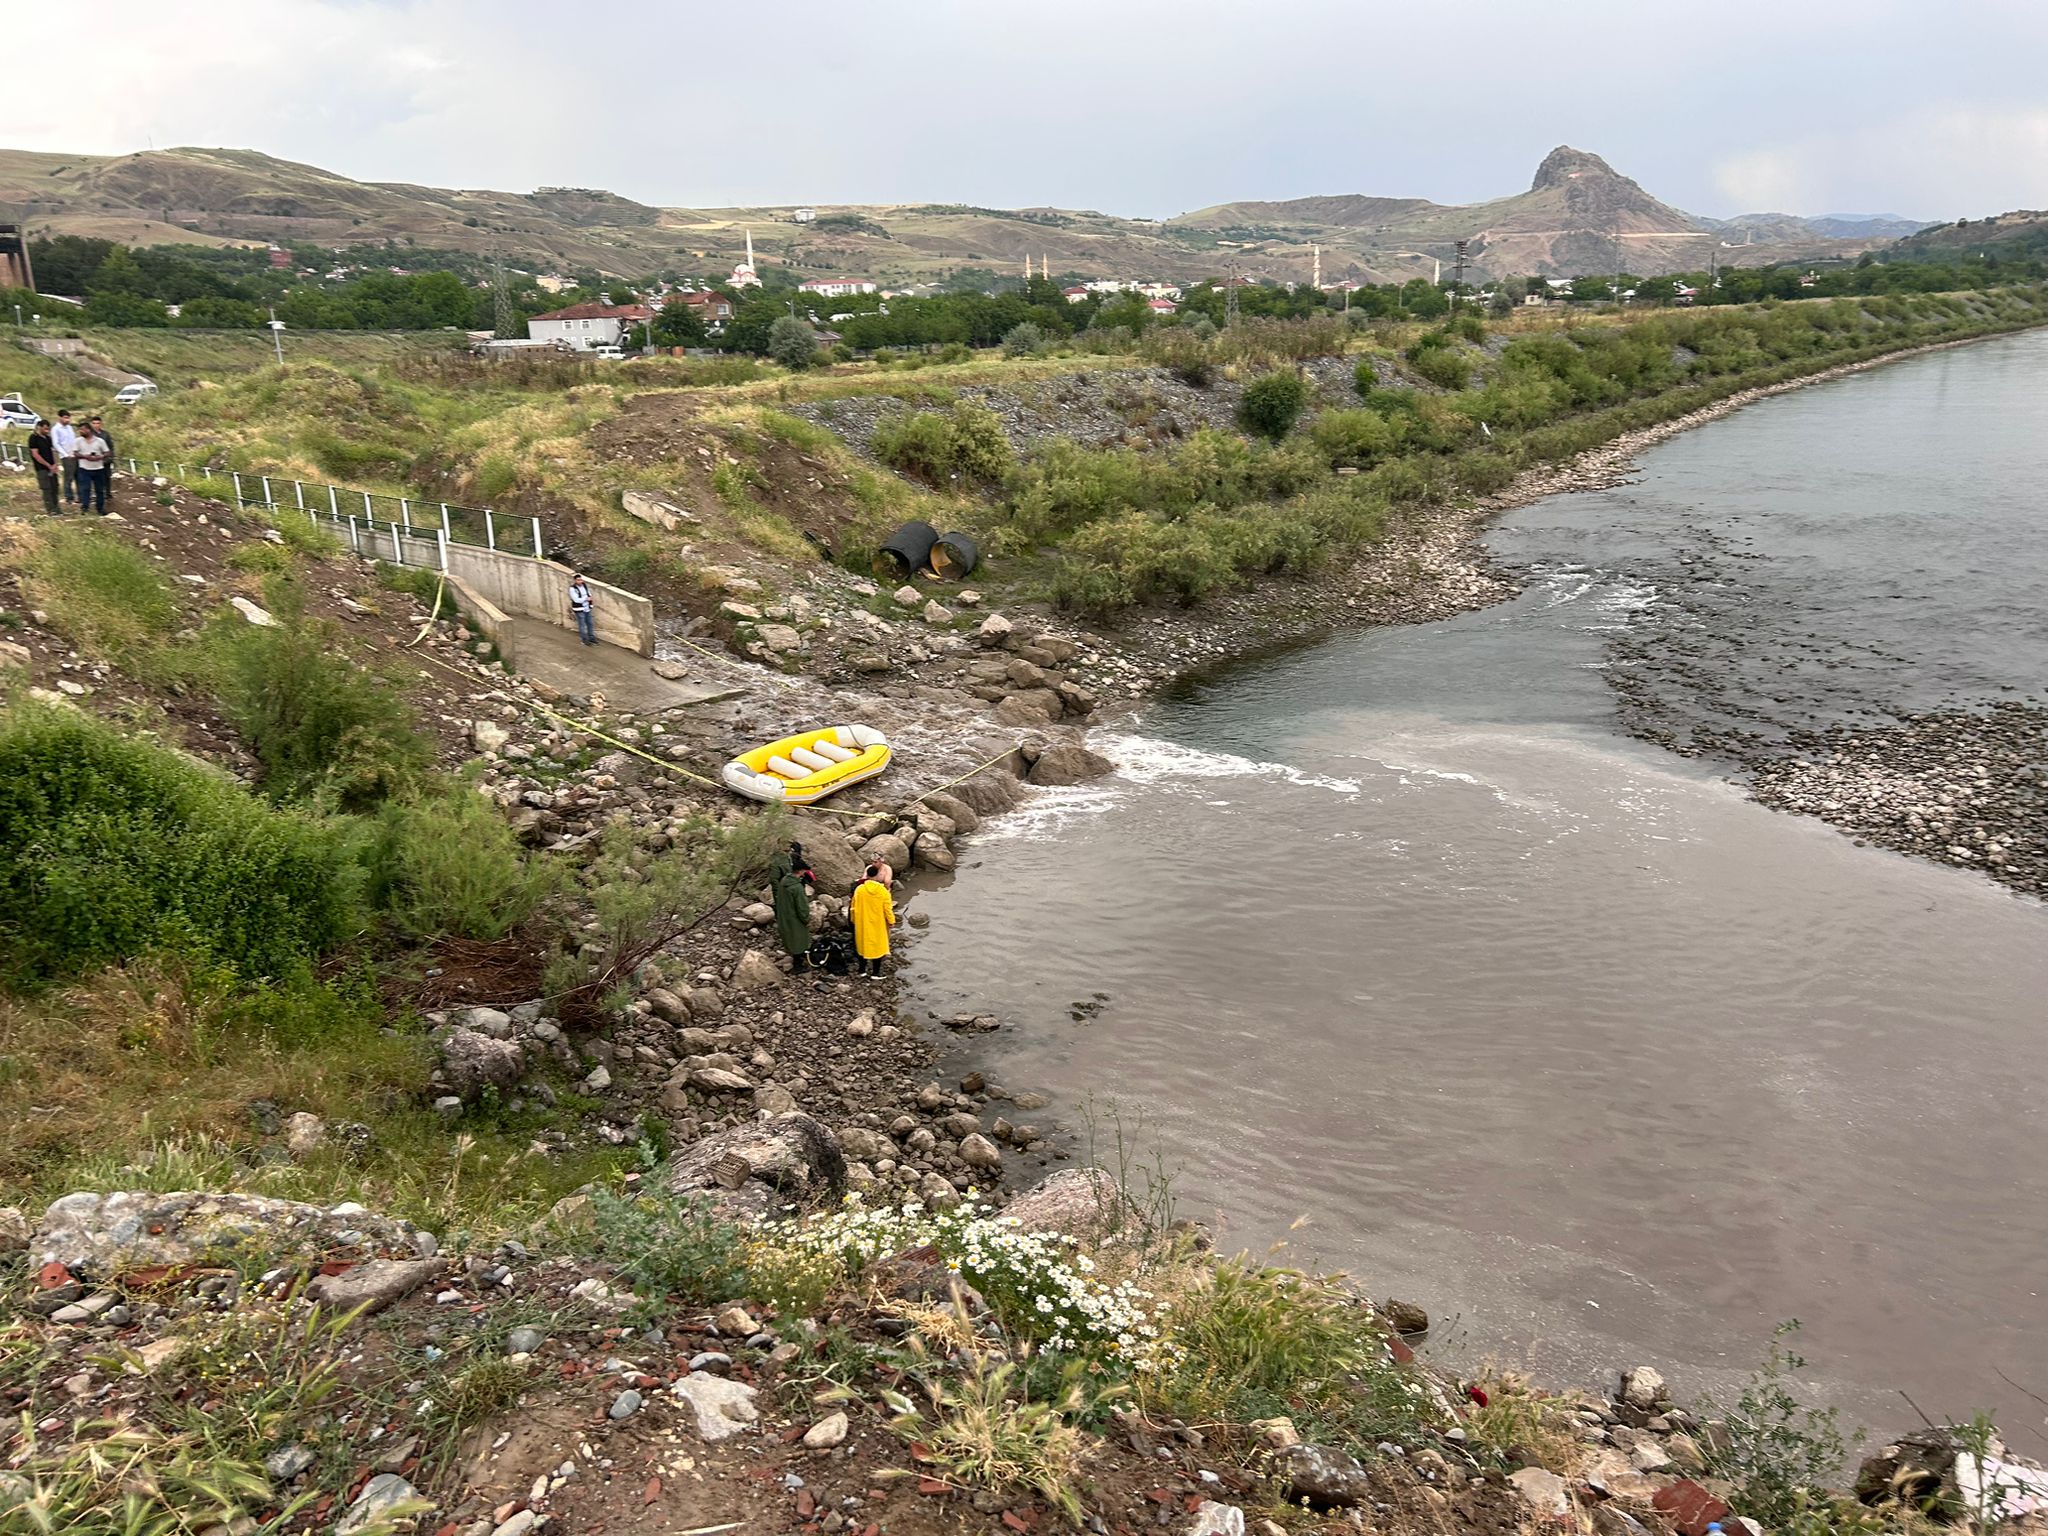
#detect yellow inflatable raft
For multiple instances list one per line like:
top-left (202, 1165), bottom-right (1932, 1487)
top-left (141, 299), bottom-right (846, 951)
top-left (721, 724), bottom-right (891, 806)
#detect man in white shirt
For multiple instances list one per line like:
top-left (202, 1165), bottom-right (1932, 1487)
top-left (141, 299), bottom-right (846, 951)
top-left (49, 410), bottom-right (79, 505)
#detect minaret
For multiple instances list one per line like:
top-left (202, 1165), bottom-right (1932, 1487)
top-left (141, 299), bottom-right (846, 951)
top-left (1312, 243), bottom-right (1321, 289)
top-left (746, 228), bottom-right (755, 272)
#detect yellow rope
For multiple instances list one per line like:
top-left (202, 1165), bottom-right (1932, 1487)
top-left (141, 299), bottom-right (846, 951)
top-left (405, 570), bottom-right (448, 648)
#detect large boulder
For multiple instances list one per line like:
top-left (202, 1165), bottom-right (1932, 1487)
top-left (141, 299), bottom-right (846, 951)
top-left (438, 1028), bottom-right (524, 1101)
top-left (791, 821), bottom-right (866, 893)
top-left (1027, 741), bottom-right (1114, 787)
top-left (32, 1191), bottom-right (435, 1281)
top-left (731, 950), bottom-right (785, 992)
top-left (663, 1112), bottom-right (847, 1219)
top-left (921, 791), bottom-right (980, 836)
top-left (1000, 1167), bottom-right (1144, 1248)
top-left (859, 833), bottom-right (912, 876)
top-left (995, 689), bottom-right (1063, 726)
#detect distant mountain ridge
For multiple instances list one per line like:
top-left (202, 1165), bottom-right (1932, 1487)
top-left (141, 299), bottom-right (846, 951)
top-left (0, 142), bottom-right (1914, 286)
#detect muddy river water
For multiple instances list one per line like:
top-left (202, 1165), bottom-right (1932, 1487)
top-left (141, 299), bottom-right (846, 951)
top-left (906, 331), bottom-right (2048, 1445)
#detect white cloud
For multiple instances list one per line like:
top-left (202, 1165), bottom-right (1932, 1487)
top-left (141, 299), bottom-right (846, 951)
top-left (1714, 106), bottom-right (2048, 217)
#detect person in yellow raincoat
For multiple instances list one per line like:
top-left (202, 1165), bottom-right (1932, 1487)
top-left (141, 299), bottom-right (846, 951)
top-left (850, 863), bottom-right (896, 978)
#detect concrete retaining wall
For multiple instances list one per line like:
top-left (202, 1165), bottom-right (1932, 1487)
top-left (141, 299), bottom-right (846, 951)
top-left (354, 524), bottom-right (654, 657)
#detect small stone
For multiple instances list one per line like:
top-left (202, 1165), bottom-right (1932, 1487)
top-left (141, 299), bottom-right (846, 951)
top-left (1509, 1466), bottom-right (1573, 1520)
top-left (582, 1064), bottom-right (612, 1093)
top-left (922, 600), bottom-right (955, 626)
top-left (335, 1473), bottom-right (421, 1535)
top-left (802, 1411), bottom-right (849, 1449)
top-left (265, 1443), bottom-right (316, 1481)
top-left (714, 1305), bottom-right (758, 1336)
top-left (433, 1095), bottom-right (464, 1122)
top-left (892, 585), bottom-right (922, 606)
top-left (1188, 1502), bottom-right (1246, 1536)
top-left (493, 1511), bottom-right (541, 1536)
top-left (959, 1133), bottom-right (1003, 1172)
top-left (283, 1111), bottom-right (327, 1159)
top-left (506, 1326), bottom-right (546, 1356)
top-left (689, 1351), bottom-right (734, 1374)
top-left (1621, 1366), bottom-right (1667, 1412)
top-left (609, 1388), bottom-right (644, 1421)
top-left (1381, 1299), bottom-right (1429, 1335)
top-left (672, 1370), bottom-right (760, 1442)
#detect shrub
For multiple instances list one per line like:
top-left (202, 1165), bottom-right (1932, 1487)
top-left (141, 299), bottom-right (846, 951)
top-left (588, 1185), bottom-right (748, 1306)
top-left (362, 781), bottom-right (555, 940)
top-left (872, 402), bottom-right (1014, 484)
top-left (1353, 357), bottom-right (1378, 399)
top-left (1408, 344), bottom-right (1471, 390)
top-left (1146, 1257), bottom-right (1436, 1447)
top-left (0, 704), bottom-right (360, 986)
top-left (208, 606), bottom-right (431, 809)
top-left (1001, 321), bottom-right (1046, 357)
top-left (1310, 408), bottom-right (1398, 467)
top-left (1704, 1323), bottom-right (1863, 1532)
top-left (1237, 370), bottom-right (1310, 440)
top-left (768, 314), bottom-right (819, 370)
top-left (1140, 326), bottom-right (1215, 386)
top-left (892, 1352), bottom-right (1094, 1520)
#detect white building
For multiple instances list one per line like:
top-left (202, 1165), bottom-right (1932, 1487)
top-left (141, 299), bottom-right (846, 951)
top-left (525, 301), bottom-right (654, 351)
top-left (792, 207), bottom-right (816, 223)
top-left (798, 277), bottom-right (878, 298)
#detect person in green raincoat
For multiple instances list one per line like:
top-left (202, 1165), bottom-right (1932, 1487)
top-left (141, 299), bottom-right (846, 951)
top-left (770, 843), bottom-right (816, 974)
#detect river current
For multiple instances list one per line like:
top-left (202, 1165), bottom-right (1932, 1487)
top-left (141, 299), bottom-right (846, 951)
top-left (905, 331), bottom-right (2048, 1446)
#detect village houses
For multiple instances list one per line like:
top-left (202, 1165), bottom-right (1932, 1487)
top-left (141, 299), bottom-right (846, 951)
top-left (525, 300), bottom-right (654, 350)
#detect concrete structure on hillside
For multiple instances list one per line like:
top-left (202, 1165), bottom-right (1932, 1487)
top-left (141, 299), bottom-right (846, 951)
top-left (797, 277), bottom-right (877, 298)
top-left (792, 207), bottom-right (816, 223)
top-left (526, 300), bottom-right (654, 351)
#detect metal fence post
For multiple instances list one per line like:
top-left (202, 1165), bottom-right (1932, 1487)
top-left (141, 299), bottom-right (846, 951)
top-left (128, 458), bottom-right (137, 474)
top-left (436, 528), bottom-right (449, 572)
top-left (439, 503), bottom-right (450, 535)
top-left (399, 497), bottom-right (411, 532)
top-left (484, 510), bottom-right (495, 550)
top-left (362, 491), bottom-right (373, 520)
top-left (531, 517), bottom-right (543, 558)
top-left (152, 461), bottom-right (161, 476)
top-left (328, 485), bottom-right (339, 519)
top-left (260, 475), bottom-right (272, 506)
top-left (348, 515), bottom-right (360, 553)
top-left (231, 471), bottom-right (244, 505)
top-left (293, 481), bottom-right (305, 510)
top-left (202, 466), bottom-right (211, 481)
top-left (391, 521), bottom-right (404, 565)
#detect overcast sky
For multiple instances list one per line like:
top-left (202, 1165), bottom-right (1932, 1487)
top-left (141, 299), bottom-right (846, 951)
top-left (11, 0), bottom-right (2046, 222)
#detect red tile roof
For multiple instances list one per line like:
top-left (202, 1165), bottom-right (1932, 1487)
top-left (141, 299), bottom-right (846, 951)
top-left (528, 301), bottom-right (654, 322)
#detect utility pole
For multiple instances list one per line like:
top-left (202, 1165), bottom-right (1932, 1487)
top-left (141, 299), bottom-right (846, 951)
top-left (268, 307), bottom-right (285, 366)
top-left (1225, 263), bottom-right (1239, 328)
top-left (1450, 239), bottom-right (1468, 310)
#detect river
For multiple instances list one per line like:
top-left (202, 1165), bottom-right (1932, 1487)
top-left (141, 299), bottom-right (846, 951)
top-left (905, 330), bottom-right (2048, 1446)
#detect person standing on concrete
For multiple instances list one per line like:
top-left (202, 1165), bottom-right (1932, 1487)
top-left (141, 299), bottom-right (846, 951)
top-left (72, 423), bottom-right (112, 513)
top-left (27, 420), bottom-right (62, 515)
top-left (851, 863), bottom-right (896, 979)
top-left (50, 410), bottom-right (78, 505)
top-left (568, 573), bottom-right (596, 645)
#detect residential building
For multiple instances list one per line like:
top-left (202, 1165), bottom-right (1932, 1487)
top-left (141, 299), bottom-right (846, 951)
top-left (1147, 298), bottom-right (1178, 315)
top-left (1061, 285), bottom-right (1090, 303)
top-left (534, 274), bottom-right (576, 294)
top-left (1137, 281), bottom-right (1182, 301)
top-left (525, 301), bottom-right (654, 351)
top-left (797, 277), bottom-right (878, 298)
top-left (675, 291), bottom-right (735, 325)
top-left (792, 207), bottom-right (816, 223)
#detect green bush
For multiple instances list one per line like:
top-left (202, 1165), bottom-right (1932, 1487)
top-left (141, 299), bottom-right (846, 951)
top-left (1353, 357), bottom-right (1377, 399)
top-left (1309, 408), bottom-right (1398, 467)
top-left (0, 704), bottom-right (360, 986)
top-left (362, 781), bottom-right (556, 940)
top-left (768, 314), bottom-right (818, 370)
top-left (1001, 322), bottom-right (1046, 357)
top-left (1238, 370), bottom-right (1310, 440)
top-left (207, 605), bottom-right (431, 810)
top-left (872, 402), bottom-right (1014, 484)
top-left (588, 1185), bottom-right (748, 1306)
top-left (1408, 344), bottom-right (1471, 390)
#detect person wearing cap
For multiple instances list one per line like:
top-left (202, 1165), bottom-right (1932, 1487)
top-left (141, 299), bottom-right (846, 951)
top-left (27, 420), bottom-right (62, 514)
top-left (49, 410), bottom-right (78, 504)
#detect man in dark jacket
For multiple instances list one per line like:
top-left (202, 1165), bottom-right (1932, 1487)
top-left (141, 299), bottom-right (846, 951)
top-left (770, 846), bottom-right (815, 974)
top-left (27, 420), bottom-right (62, 514)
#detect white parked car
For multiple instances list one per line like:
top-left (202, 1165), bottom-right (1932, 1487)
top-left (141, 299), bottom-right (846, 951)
top-left (113, 380), bottom-right (158, 405)
top-left (0, 393), bottom-right (40, 428)
top-left (591, 344), bottom-right (626, 360)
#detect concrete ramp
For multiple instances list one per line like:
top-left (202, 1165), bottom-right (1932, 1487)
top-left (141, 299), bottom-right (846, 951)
top-left (509, 623), bottom-right (742, 712)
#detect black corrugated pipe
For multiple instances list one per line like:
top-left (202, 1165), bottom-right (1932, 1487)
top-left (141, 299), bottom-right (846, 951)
top-left (876, 520), bottom-right (939, 578)
top-left (932, 531), bottom-right (979, 580)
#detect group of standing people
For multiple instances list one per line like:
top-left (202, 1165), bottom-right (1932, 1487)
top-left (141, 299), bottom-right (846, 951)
top-left (770, 841), bottom-right (899, 980)
top-left (25, 410), bottom-right (116, 515)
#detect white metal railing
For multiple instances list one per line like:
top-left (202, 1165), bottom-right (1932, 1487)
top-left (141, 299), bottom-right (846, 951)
top-left (0, 440), bottom-right (546, 565)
